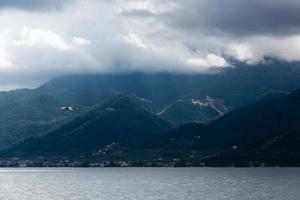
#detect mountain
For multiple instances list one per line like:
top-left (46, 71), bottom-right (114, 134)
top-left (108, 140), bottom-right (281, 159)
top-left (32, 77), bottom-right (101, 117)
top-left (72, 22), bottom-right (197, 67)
top-left (199, 91), bottom-right (300, 166)
top-left (0, 60), bottom-right (300, 150)
top-left (141, 90), bottom-right (300, 166)
top-left (0, 90), bottom-right (82, 149)
top-left (4, 95), bottom-right (172, 157)
top-left (6, 89), bottom-right (300, 167)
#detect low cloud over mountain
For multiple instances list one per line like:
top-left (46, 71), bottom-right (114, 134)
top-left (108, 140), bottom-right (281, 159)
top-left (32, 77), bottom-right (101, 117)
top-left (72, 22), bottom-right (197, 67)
top-left (1, 0), bottom-right (300, 89)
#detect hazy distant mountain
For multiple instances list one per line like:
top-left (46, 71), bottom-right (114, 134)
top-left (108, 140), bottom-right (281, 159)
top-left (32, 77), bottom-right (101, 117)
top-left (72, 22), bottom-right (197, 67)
top-left (5, 95), bottom-right (172, 157)
top-left (37, 61), bottom-right (300, 109)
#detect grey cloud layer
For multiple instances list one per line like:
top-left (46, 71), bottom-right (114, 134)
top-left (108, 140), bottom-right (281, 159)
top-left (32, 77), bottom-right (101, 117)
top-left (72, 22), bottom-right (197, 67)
top-left (9, 0), bottom-right (300, 32)
top-left (0, 0), bottom-right (300, 90)
top-left (163, 0), bottom-right (300, 36)
top-left (0, 0), bottom-right (75, 11)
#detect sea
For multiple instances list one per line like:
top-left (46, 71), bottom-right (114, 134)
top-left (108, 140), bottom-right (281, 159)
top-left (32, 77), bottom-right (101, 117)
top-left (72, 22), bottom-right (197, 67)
top-left (0, 168), bottom-right (299, 200)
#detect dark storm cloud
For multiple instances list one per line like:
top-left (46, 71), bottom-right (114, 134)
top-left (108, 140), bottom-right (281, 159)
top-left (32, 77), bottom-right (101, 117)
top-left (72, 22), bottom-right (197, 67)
top-left (166, 0), bottom-right (300, 36)
top-left (0, 0), bottom-right (75, 11)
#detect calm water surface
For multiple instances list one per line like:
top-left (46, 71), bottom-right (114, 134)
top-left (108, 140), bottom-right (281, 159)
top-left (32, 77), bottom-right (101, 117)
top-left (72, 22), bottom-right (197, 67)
top-left (0, 168), bottom-right (299, 200)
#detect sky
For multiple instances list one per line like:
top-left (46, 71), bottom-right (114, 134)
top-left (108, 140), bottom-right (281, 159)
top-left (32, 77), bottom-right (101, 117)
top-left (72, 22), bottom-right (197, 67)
top-left (0, 0), bottom-right (300, 90)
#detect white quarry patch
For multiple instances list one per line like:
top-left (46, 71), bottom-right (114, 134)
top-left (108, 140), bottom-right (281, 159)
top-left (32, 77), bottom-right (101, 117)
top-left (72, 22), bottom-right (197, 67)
top-left (191, 99), bottom-right (209, 107)
top-left (232, 146), bottom-right (238, 150)
top-left (105, 107), bottom-right (115, 112)
top-left (206, 96), bottom-right (228, 115)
